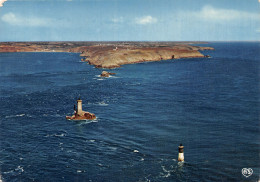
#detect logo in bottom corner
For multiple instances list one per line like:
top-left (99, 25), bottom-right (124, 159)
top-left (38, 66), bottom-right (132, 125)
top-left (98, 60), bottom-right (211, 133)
top-left (241, 168), bottom-right (253, 178)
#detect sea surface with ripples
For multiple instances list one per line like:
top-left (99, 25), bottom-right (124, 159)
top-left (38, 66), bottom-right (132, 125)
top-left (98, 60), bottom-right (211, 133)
top-left (0, 42), bottom-right (259, 181)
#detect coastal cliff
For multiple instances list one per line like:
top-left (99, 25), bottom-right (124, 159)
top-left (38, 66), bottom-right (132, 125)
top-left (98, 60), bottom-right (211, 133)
top-left (0, 42), bottom-right (214, 68)
top-left (82, 47), bottom-right (209, 68)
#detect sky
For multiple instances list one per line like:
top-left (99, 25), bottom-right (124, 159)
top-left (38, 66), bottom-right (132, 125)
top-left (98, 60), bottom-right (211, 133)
top-left (0, 0), bottom-right (259, 41)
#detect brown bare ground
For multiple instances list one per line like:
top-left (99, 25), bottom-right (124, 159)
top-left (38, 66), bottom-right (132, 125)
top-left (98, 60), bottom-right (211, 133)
top-left (0, 41), bottom-right (214, 68)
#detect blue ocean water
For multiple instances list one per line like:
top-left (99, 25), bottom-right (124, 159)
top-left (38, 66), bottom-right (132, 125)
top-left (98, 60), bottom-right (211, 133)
top-left (0, 42), bottom-right (259, 182)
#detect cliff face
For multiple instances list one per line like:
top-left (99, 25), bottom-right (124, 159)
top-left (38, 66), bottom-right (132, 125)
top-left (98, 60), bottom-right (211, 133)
top-left (0, 42), bottom-right (214, 68)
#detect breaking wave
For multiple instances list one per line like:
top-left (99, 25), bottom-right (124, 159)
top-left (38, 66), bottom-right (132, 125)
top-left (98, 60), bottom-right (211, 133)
top-left (3, 166), bottom-right (24, 176)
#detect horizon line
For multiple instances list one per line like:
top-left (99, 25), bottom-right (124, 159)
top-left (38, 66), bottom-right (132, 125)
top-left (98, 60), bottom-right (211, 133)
top-left (1, 40), bottom-right (259, 43)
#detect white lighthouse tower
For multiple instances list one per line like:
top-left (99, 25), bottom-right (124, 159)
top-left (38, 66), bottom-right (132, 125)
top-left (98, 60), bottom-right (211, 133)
top-left (66, 97), bottom-right (96, 120)
top-left (77, 97), bottom-right (83, 115)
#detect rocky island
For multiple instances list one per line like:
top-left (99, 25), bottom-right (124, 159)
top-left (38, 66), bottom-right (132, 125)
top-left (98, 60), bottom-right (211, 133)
top-left (66, 98), bottom-right (96, 120)
top-left (0, 41), bottom-right (214, 68)
top-left (100, 71), bottom-right (116, 77)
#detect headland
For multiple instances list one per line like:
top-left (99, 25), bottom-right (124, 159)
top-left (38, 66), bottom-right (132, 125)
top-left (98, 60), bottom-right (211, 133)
top-left (0, 41), bottom-right (214, 68)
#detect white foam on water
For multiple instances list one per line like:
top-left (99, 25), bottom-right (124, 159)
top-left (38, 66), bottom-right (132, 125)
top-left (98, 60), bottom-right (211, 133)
top-left (54, 133), bottom-right (66, 137)
top-left (133, 150), bottom-right (139, 153)
top-left (3, 166), bottom-right (24, 175)
top-left (94, 74), bottom-right (119, 79)
top-left (16, 166), bottom-right (24, 173)
top-left (162, 166), bottom-right (168, 173)
top-left (178, 161), bottom-right (184, 165)
top-left (108, 146), bottom-right (117, 151)
top-left (5, 114), bottom-right (26, 118)
top-left (45, 131), bottom-right (67, 137)
top-left (91, 117), bottom-right (99, 122)
top-left (78, 118), bottom-right (98, 126)
top-left (144, 177), bottom-right (151, 182)
top-left (97, 163), bottom-right (109, 168)
top-left (3, 170), bottom-right (12, 174)
top-left (86, 139), bottom-right (95, 143)
top-left (109, 75), bottom-right (119, 79)
top-left (97, 101), bottom-right (108, 106)
top-left (67, 150), bottom-right (76, 154)
top-left (161, 166), bottom-right (171, 178)
top-left (164, 173), bottom-right (171, 178)
top-left (5, 114), bottom-right (33, 119)
top-left (93, 75), bottom-right (104, 80)
top-left (77, 170), bottom-right (82, 173)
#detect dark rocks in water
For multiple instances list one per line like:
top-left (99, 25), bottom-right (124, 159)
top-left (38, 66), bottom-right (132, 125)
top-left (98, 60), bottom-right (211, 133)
top-left (204, 55), bottom-right (211, 58)
top-left (100, 71), bottom-right (116, 77)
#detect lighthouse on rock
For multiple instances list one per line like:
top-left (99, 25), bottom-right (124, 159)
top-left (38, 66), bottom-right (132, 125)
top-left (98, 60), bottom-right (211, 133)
top-left (66, 97), bottom-right (96, 120)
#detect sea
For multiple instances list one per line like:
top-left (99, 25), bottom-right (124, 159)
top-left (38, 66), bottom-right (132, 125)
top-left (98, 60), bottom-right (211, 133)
top-left (0, 42), bottom-right (259, 182)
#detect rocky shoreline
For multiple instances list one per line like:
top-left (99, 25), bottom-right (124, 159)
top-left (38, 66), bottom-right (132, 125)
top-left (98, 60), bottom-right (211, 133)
top-left (0, 42), bottom-right (214, 68)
